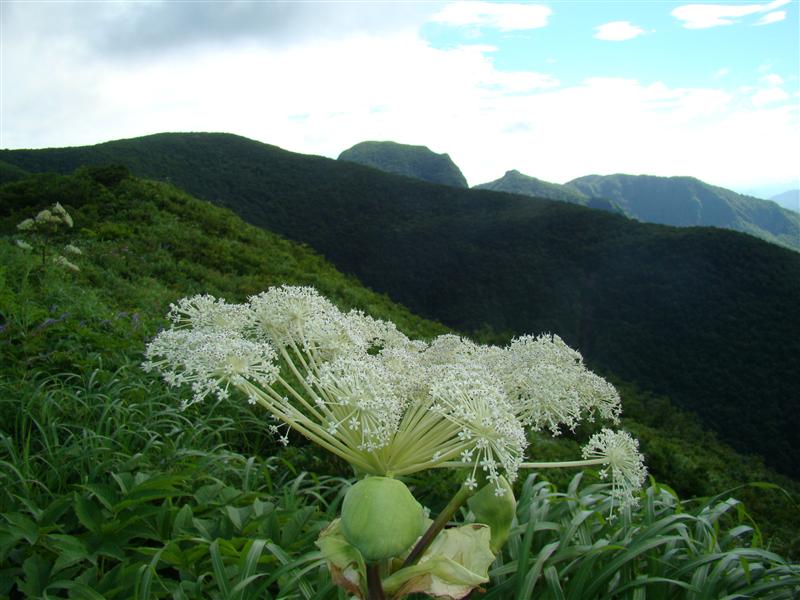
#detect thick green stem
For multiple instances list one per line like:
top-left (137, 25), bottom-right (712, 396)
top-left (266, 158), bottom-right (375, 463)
top-left (401, 484), bottom-right (474, 569)
top-left (366, 562), bottom-right (386, 600)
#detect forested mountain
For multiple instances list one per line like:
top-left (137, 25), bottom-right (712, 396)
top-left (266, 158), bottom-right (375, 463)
top-left (338, 140), bottom-right (468, 188)
top-left (2, 133), bottom-right (799, 479)
top-left (475, 169), bottom-right (590, 204)
top-left (771, 189), bottom-right (800, 213)
top-left (566, 174), bottom-right (800, 251)
top-left (475, 169), bottom-right (800, 251)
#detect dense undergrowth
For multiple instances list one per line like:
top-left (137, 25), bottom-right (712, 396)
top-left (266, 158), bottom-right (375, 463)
top-left (0, 168), bottom-right (798, 597)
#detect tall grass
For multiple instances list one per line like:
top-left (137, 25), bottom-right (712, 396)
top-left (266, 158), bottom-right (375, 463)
top-left (0, 365), bottom-right (349, 598)
top-left (483, 474), bottom-right (800, 599)
top-left (1, 364), bottom-right (797, 598)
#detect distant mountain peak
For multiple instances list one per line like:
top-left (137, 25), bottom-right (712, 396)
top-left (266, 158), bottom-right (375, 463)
top-left (474, 169), bottom-right (589, 204)
top-left (565, 173), bottom-right (800, 250)
top-left (770, 189), bottom-right (800, 213)
top-left (338, 140), bottom-right (468, 188)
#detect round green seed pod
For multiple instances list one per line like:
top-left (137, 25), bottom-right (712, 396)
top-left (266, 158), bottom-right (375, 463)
top-left (340, 476), bottom-right (423, 561)
top-left (467, 476), bottom-right (516, 554)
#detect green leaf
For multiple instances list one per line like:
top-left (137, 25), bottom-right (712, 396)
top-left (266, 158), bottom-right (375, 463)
top-left (0, 567), bottom-right (22, 594)
top-left (543, 565), bottom-right (565, 600)
top-left (82, 483), bottom-right (121, 510)
top-left (209, 539), bottom-right (232, 597)
top-left (74, 494), bottom-right (104, 534)
top-left (135, 545), bottom-right (165, 600)
top-left (19, 553), bottom-right (52, 596)
top-left (225, 505), bottom-right (243, 531)
top-left (383, 524), bottom-right (495, 599)
top-left (280, 505), bottom-right (315, 547)
top-left (172, 504), bottom-right (194, 536)
top-left (315, 519), bottom-right (366, 597)
top-left (41, 580), bottom-right (108, 600)
top-left (40, 496), bottom-right (72, 527)
top-left (3, 512), bottom-right (39, 544)
top-left (48, 534), bottom-right (91, 573)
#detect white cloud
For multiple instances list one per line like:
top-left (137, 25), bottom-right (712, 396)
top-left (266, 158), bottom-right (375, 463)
top-left (1, 1), bottom-right (439, 56)
top-left (755, 10), bottom-right (787, 25)
top-left (752, 87), bottom-right (790, 105)
top-left (714, 67), bottom-right (731, 79)
top-left (671, 0), bottom-right (790, 29)
top-left (2, 5), bottom-right (797, 193)
top-left (594, 21), bottom-right (648, 41)
top-left (431, 2), bottom-right (552, 31)
top-left (762, 73), bottom-right (784, 86)
top-left (749, 72), bottom-right (790, 105)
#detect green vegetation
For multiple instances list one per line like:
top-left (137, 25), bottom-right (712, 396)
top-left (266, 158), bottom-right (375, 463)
top-left (482, 474), bottom-right (799, 599)
top-left (338, 140), bottom-right (468, 188)
top-left (0, 160), bottom-right (29, 185)
top-left (1, 134), bottom-right (798, 482)
top-left (0, 169), bottom-right (798, 596)
top-left (567, 174), bottom-right (800, 251)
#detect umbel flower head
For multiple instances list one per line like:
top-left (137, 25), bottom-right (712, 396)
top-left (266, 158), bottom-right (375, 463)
top-left (22, 202), bottom-right (74, 229)
top-left (144, 285), bottom-right (646, 504)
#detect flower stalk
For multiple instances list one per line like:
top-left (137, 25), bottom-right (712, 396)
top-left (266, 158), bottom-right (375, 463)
top-left (15, 202), bottom-right (81, 273)
top-left (366, 563), bottom-right (386, 600)
top-left (402, 483), bottom-right (475, 569)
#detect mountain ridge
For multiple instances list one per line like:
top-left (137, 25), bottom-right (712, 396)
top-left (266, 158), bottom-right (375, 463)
top-left (475, 169), bottom-right (800, 251)
top-left (474, 169), bottom-right (590, 204)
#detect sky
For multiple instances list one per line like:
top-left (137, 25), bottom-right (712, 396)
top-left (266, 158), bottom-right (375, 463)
top-left (1, 1), bottom-right (798, 197)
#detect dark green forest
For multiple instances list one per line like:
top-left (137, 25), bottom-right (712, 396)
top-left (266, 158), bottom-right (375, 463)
top-left (2, 133), bottom-right (798, 482)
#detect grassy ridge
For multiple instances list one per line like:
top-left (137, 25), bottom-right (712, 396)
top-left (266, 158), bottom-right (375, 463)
top-left (0, 167), bottom-right (447, 343)
top-left (2, 133), bottom-right (797, 480)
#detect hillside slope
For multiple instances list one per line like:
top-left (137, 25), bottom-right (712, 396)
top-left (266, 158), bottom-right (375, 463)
top-left (567, 174), bottom-right (800, 251)
top-left (0, 166), bottom-right (447, 341)
top-left (338, 140), bottom-right (469, 188)
top-left (2, 133), bottom-right (799, 478)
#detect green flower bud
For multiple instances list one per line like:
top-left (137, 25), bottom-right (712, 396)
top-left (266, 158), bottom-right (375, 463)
top-left (340, 476), bottom-right (423, 561)
top-left (467, 476), bottom-right (516, 554)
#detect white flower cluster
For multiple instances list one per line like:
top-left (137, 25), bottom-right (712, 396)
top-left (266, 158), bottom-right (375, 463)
top-left (53, 255), bottom-right (80, 272)
top-left (583, 429), bottom-right (647, 512)
top-left (15, 202), bottom-right (81, 271)
top-left (17, 202), bottom-right (74, 230)
top-left (144, 286), bottom-right (646, 503)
